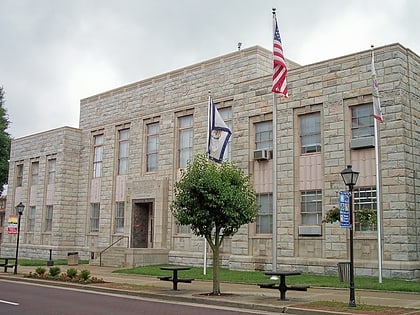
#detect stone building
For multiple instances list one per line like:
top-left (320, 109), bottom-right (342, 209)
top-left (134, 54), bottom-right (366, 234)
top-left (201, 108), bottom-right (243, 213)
top-left (1, 43), bottom-right (419, 279)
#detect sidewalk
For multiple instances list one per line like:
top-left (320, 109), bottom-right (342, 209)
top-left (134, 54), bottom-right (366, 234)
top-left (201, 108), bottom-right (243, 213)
top-left (3, 265), bottom-right (420, 315)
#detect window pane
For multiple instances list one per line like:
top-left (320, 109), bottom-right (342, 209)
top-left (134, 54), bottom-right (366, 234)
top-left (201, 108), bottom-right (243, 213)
top-left (256, 194), bottom-right (273, 234)
top-left (255, 121), bottom-right (273, 150)
top-left (300, 113), bottom-right (321, 154)
top-left (301, 190), bottom-right (322, 225)
top-left (351, 104), bottom-right (374, 138)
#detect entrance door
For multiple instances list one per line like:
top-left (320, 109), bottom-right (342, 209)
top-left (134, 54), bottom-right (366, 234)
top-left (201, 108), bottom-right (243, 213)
top-left (132, 201), bottom-right (153, 248)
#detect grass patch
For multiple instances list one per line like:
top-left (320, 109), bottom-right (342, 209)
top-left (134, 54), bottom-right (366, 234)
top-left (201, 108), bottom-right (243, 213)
top-left (18, 259), bottom-right (89, 266)
top-left (114, 264), bottom-right (420, 293)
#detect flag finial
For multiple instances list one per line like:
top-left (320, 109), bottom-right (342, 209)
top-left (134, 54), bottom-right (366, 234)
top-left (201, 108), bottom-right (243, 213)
top-left (272, 8), bottom-right (276, 14)
top-left (371, 44), bottom-right (374, 49)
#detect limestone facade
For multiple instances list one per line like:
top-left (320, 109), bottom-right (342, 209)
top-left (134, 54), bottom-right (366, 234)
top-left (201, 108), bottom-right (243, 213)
top-left (2, 44), bottom-right (419, 279)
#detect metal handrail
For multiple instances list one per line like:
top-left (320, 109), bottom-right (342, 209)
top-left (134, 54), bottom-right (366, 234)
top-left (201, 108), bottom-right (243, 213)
top-left (99, 235), bottom-right (129, 267)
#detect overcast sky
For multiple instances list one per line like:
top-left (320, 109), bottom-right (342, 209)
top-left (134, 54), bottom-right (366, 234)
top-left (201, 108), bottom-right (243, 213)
top-left (1, 0), bottom-right (419, 139)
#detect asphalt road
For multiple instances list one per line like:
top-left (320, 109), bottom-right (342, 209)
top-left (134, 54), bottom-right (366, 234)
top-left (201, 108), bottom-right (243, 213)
top-left (0, 280), bottom-right (275, 315)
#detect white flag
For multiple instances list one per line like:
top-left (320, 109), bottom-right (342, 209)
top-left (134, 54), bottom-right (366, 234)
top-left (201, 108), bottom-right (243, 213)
top-left (207, 97), bottom-right (232, 163)
top-left (371, 51), bottom-right (384, 122)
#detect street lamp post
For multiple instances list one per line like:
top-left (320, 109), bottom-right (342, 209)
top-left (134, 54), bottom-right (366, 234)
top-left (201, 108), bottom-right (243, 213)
top-left (341, 165), bottom-right (359, 307)
top-left (14, 202), bottom-right (25, 274)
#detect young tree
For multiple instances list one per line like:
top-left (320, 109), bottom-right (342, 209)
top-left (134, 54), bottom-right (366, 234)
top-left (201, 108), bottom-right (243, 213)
top-left (0, 87), bottom-right (11, 194)
top-left (171, 154), bottom-right (258, 295)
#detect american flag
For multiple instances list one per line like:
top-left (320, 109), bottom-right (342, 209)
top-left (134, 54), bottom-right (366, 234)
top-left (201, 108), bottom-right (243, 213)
top-left (272, 13), bottom-right (288, 97)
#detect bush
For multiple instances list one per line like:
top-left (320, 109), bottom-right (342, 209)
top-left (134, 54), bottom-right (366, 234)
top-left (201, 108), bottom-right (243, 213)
top-left (80, 269), bottom-right (91, 281)
top-left (49, 266), bottom-right (61, 277)
top-left (35, 267), bottom-right (46, 276)
top-left (66, 268), bottom-right (78, 279)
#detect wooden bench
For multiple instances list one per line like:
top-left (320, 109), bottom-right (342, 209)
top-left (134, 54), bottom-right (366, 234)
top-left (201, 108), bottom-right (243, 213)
top-left (0, 257), bottom-right (16, 273)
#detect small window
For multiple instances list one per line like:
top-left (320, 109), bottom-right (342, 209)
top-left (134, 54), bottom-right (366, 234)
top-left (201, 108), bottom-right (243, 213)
top-left (255, 121), bottom-right (273, 150)
top-left (146, 122), bottom-right (159, 172)
top-left (256, 194), bottom-right (273, 234)
top-left (178, 115), bottom-right (193, 168)
top-left (300, 113), bottom-right (321, 154)
top-left (218, 106), bottom-right (232, 161)
top-left (28, 206), bottom-right (36, 232)
top-left (118, 129), bottom-right (130, 175)
top-left (31, 162), bottom-right (39, 186)
top-left (45, 205), bottom-right (53, 232)
top-left (301, 190), bottom-right (322, 225)
top-left (48, 159), bottom-right (56, 184)
top-left (354, 187), bottom-right (377, 232)
top-left (93, 134), bottom-right (104, 178)
top-left (16, 164), bottom-right (23, 187)
top-left (115, 202), bottom-right (125, 233)
top-left (90, 203), bottom-right (100, 232)
top-left (351, 104), bottom-right (374, 139)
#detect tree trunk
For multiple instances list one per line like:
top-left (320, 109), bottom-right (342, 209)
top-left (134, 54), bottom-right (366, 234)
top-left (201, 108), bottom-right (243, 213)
top-left (212, 229), bottom-right (221, 295)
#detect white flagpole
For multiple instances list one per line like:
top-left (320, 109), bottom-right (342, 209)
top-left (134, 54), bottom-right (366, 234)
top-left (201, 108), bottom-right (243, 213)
top-left (372, 46), bottom-right (383, 283)
top-left (204, 92), bottom-right (212, 275)
top-left (271, 8), bottom-right (278, 272)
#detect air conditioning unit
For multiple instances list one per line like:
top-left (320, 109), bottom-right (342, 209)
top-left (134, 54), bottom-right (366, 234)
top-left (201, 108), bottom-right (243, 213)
top-left (253, 149), bottom-right (271, 160)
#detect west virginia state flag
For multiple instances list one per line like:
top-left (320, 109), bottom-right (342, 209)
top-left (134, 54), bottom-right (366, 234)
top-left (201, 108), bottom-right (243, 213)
top-left (207, 97), bottom-right (232, 163)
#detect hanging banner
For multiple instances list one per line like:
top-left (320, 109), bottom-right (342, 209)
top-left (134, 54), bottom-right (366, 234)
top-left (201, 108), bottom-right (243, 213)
top-left (339, 191), bottom-right (351, 228)
top-left (8, 214), bottom-right (18, 234)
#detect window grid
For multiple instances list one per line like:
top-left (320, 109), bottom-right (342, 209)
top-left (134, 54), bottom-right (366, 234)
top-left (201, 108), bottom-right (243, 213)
top-left (178, 115), bottom-right (193, 168)
top-left (301, 190), bottom-right (322, 225)
top-left (16, 164), bottom-right (23, 187)
top-left (118, 129), bottom-right (130, 175)
top-left (93, 134), bottom-right (104, 178)
top-left (90, 203), bottom-right (100, 232)
top-left (28, 206), bottom-right (36, 232)
top-left (115, 202), bottom-right (125, 233)
top-left (146, 122), bottom-right (159, 172)
top-left (48, 159), bottom-right (56, 184)
top-left (256, 193), bottom-right (273, 234)
top-left (255, 121), bottom-right (273, 150)
top-left (353, 187), bottom-right (377, 232)
top-left (300, 112), bottom-right (321, 154)
top-left (351, 104), bottom-right (374, 138)
top-left (31, 162), bottom-right (39, 185)
top-left (45, 205), bottom-right (53, 232)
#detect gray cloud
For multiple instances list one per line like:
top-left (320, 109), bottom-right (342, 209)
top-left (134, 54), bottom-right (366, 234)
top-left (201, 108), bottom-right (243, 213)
top-left (1, 0), bottom-right (419, 138)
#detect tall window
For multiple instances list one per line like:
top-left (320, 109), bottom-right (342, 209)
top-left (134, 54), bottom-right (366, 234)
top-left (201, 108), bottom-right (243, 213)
top-left (118, 129), bottom-right (130, 175)
top-left (218, 106), bottom-right (232, 161)
top-left (146, 122), bottom-right (159, 172)
top-left (93, 134), bottom-right (104, 178)
top-left (48, 159), bottom-right (56, 184)
top-left (354, 187), bottom-right (377, 232)
top-left (351, 104), bottom-right (374, 139)
top-left (256, 193), bottom-right (273, 234)
top-left (28, 206), bottom-right (36, 232)
top-left (16, 164), bottom-right (23, 187)
top-left (301, 190), bottom-right (322, 225)
top-left (90, 203), bottom-right (100, 232)
top-left (31, 162), bottom-right (39, 185)
top-left (300, 112), bottom-right (321, 154)
top-left (115, 202), bottom-right (125, 233)
top-left (45, 205), bottom-right (53, 232)
top-left (255, 121), bottom-right (272, 150)
top-left (178, 115), bottom-right (193, 168)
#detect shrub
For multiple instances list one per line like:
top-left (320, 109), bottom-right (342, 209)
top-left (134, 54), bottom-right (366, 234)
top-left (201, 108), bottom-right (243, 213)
top-left (49, 266), bottom-right (61, 277)
top-left (67, 268), bottom-right (78, 279)
top-left (35, 267), bottom-right (47, 276)
top-left (80, 269), bottom-right (91, 281)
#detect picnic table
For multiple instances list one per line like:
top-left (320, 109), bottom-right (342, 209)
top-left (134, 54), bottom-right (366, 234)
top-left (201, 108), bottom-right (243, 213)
top-left (158, 266), bottom-right (194, 290)
top-left (0, 257), bottom-right (16, 273)
top-left (259, 271), bottom-right (309, 300)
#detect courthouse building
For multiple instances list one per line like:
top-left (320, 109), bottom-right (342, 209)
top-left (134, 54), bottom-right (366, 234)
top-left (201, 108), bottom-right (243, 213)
top-left (1, 43), bottom-right (419, 279)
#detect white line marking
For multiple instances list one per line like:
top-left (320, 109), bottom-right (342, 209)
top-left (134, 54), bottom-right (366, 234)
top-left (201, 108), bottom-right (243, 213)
top-left (0, 299), bottom-right (19, 306)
